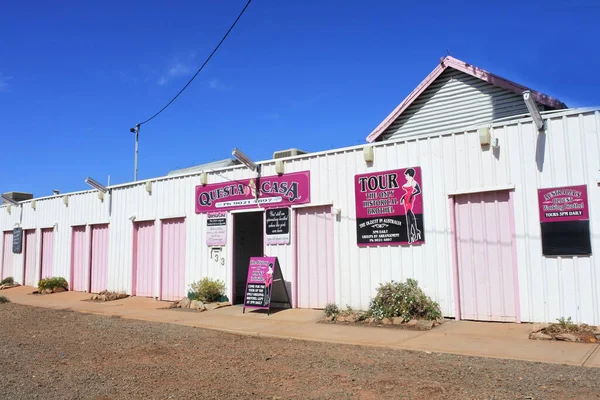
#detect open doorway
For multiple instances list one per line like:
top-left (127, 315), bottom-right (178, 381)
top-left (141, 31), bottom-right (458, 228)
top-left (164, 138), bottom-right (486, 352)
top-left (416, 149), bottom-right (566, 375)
top-left (233, 211), bottom-right (264, 304)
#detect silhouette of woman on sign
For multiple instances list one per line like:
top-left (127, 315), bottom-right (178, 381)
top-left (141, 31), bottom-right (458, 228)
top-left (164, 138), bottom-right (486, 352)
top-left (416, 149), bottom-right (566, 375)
top-left (400, 168), bottom-right (422, 244)
top-left (263, 263), bottom-right (274, 306)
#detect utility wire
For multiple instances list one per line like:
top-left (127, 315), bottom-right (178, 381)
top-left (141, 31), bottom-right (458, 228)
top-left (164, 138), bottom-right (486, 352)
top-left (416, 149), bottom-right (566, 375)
top-left (138, 0), bottom-right (252, 126)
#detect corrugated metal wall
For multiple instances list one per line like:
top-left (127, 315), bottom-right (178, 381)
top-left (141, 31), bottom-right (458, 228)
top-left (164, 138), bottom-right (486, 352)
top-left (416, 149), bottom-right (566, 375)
top-left (381, 68), bottom-right (536, 140)
top-left (1, 109), bottom-right (599, 324)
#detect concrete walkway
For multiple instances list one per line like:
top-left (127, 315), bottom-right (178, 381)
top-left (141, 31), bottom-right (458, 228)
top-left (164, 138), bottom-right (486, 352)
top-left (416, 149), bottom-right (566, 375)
top-left (3, 286), bottom-right (599, 368)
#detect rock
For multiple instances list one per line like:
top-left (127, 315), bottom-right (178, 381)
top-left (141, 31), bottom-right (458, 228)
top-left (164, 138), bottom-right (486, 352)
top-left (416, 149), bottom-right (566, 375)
top-left (595, 334), bottom-right (600, 341)
top-left (435, 317), bottom-right (445, 325)
top-left (381, 318), bottom-right (392, 325)
top-left (392, 317), bottom-right (404, 325)
top-left (368, 317), bottom-right (376, 324)
top-left (204, 303), bottom-right (220, 311)
top-left (117, 293), bottom-right (128, 299)
top-left (168, 302), bottom-right (179, 309)
top-left (179, 297), bottom-right (191, 309)
top-left (198, 306), bottom-right (207, 312)
top-left (190, 300), bottom-right (203, 310)
top-left (529, 332), bottom-right (552, 340)
top-left (53, 287), bottom-right (66, 293)
top-left (215, 301), bottom-right (231, 309)
top-left (91, 294), bottom-right (98, 300)
top-left (336, 316), bottom-right (346, 322)
top-left (406, 319), bottom-right (418, 326)
top-left (99, 294), bottom-right (107, 301)
top-left (43, 288), bottom-right (53, 294)
top-left (556, 333), bottom-right (579, 342)
top-left (416, 320), bottom-right (435, 330)
top-left (531, 323), bottom-right (550, 333)
top-left (345, 315), bottom-right (357, 323)
top-left (589, 337), bottom-right (597, 343)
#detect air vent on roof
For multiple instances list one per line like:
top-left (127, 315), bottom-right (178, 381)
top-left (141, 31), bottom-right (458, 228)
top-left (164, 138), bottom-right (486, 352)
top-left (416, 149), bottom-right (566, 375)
top-left (273, 148), bottom-right (308, 159)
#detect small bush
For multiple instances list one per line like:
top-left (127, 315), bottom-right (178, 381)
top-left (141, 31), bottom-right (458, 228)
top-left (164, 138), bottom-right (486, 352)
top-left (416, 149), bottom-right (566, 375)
top-left (38, 277), bottom-right (69, 291)
top-left (0, 277), bottom-right (14, 285)
top-left (544, 316), bottom-right (592, 334)
top-left (324, 303), bottom-right (340, 318)
top-left (188, 278), bottom-right (226, 303)
top-left (0, 295), bottom-right (9, 304)
top-left (369, 278), bottom-right (442, 322)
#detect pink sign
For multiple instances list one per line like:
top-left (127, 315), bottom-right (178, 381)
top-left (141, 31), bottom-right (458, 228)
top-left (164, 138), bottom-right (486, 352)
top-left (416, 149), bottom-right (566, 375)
top-left (195, 172), bottom-right (310, 213)
top-left (538, 185), bottom-right (589, 223)
top-left (354, 167), bottom-right (424, 246)
top-left (243, 257), bottom-right (276, 310)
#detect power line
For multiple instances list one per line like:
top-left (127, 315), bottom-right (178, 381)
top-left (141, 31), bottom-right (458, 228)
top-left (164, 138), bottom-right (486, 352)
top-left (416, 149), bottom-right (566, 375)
top-left (138, 0), bottom-right (253, 126)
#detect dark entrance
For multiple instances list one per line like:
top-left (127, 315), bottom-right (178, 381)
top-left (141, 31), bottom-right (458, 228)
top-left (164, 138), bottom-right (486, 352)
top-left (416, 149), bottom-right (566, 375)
top-left (233, 211), bottom-right (264, 304)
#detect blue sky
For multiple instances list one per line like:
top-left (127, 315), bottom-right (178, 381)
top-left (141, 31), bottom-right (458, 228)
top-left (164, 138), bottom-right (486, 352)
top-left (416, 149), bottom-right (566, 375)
top-left (1, 0), bottom-right (599, 196)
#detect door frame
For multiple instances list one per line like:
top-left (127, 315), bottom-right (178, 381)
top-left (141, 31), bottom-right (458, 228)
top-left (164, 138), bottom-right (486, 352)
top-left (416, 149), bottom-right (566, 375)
top-left (292, 203), bottom-right (335, 309)
top-left (449, 188), bottom-right (521, 322)
top-left (229, 208), bottom-right (265, 304)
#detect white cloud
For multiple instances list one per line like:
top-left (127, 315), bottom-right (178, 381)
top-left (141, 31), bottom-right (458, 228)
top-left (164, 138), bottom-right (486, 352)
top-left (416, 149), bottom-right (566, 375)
top-left (0, 75), bottom-right (13, 92)
top-left (208, 78), bottom-right (231, 91)
top-left (157, 62), bottom-right (192, 86)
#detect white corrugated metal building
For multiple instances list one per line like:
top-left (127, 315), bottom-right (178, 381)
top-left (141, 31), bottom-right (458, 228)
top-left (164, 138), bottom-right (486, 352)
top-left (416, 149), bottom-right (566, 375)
top-left (1, 56), bottom-right (598, 324)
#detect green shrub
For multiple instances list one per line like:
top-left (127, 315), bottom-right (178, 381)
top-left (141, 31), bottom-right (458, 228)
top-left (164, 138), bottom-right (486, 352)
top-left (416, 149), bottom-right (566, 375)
top-left (0, 277), bottom-right (14, 285)
top-left (324, 303), bottom-right (340, 318)
top-left (188, 278), bottom-right (226, 303)
top-left (368, 278), bottom-right (442, 322)
top-left (0, 295), bottom-right (9, 304)
top-left (38, 277), bottom-right (69, 291)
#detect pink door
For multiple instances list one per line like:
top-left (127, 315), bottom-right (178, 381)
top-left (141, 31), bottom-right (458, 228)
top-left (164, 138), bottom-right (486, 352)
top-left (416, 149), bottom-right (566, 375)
top-left (160, 218), bottom-right (186, 301)
top-left (133, 220), bottom-right (155, 297)
top-left (90, 224), bottom-right (109, 293)
top-left (23, 230), bottom-right (37, 286)
top-left (454, 191), bottom-right (518, 322)
top-left (1, 231), bottom-right (13, 280)
top-left (296, 206), bottom-right (335, 309)
top-left (40, 228), bottom-right (54, 279)
top-left (70, 226), bottom-right (88, 292)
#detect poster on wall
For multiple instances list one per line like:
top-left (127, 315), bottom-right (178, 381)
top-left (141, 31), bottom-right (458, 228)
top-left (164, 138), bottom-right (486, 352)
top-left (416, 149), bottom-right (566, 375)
top-left (265, 208), bottom-right (290, 245)
top-left (243, 256), bottom-right (291, 315)
top-left (354, 167), bottom-right (424, 246)
top-left (12, 227), bottom-right (22, 254)
top-left (195, 172), bottom-right (310, 213)
top-left (206, 211), bottom-right (227, 246)
top-left (537, 184), bottom-right (591, 256)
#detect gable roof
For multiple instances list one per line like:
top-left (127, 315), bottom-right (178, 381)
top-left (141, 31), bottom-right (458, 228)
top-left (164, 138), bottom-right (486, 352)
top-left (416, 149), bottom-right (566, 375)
top-left (366, 56), bottom-right (567, 142)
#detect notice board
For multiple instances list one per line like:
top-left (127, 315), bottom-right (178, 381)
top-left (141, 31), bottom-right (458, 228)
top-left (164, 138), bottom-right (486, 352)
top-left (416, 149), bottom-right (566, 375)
top-left (243, 256), bottom-right (291, 314)
top-left (354, 167), bottom-right (424, 246)
top-left (206, 211), bottom-right (227, 246)
top-left (12, 227), bottom-right (22, 254)
top-left (265, 208), bottom-right (290, 245)
top-left (537, 184), bottom-right (591, 256)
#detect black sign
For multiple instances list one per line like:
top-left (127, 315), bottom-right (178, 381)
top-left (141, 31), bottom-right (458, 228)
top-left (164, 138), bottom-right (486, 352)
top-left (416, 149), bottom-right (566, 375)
top-left (244, 283), bottom-right (267, 307)
top-left (541, 220), bottom-right (592, 256)
top-left (356, 215), bottom-right (424, 245)
top-left (265, 208), bottom-right (289, 235)
top-left (206, 217), bottom-right (226, 227)
top-left (12, 227), bottom-right (23, 254)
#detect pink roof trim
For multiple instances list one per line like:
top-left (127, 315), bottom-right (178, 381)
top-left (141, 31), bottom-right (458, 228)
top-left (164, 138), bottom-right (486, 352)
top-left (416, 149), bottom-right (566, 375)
top-left (366, 56), bottom-right (567, 142)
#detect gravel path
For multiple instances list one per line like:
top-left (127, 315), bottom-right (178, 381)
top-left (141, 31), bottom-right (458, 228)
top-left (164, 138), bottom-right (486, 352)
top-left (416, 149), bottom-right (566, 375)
top-left (1, 303), bottom-right (599, 399)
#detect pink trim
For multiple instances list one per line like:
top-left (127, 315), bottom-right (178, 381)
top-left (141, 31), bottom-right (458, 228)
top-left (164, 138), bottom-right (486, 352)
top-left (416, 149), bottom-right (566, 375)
top-left (508, 190), bottom-right (522, 323)
top-left (292, 209), bottom-right (298, 308)
top-left (448, 197), bottom-right (461, 321)
top-left (366, 56), bottom-right (566, 142)
top-left (132, 222), bottom-right (138, 297)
